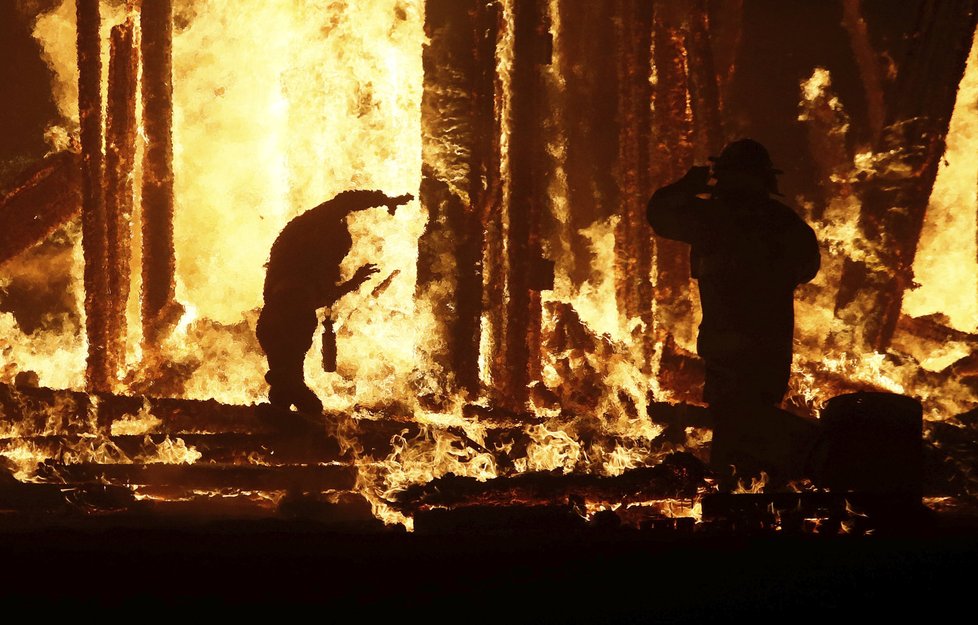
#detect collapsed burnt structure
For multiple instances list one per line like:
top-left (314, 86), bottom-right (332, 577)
top-left (2, 3), bottom-right (978, 604)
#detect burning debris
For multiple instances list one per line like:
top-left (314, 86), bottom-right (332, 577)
top-left (1, 0), bottom-right (978, 538)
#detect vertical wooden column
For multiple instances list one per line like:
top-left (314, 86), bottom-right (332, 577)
top-left (834, 0), bottom-right (978, 352)
top-left (491, 0), bottom-right (551, 412)
top-left (77, 0), bottom-right (111, 392)
top-left (140, 0), bottom-right (181, 345)
top-left (685, 0), bottom-right (723, 161)
top-left (649, 1), bottom-right (696, 369)
top-left (841, 0), bottom-right (885, 145)
top-left (557, 0), bottom-right (620, 287)
top-left (613, 0), bottom-right (654, 372)
top-left (463, 2), bottom-right (503, 397)
top-left (705, 0), bottom-right (743, 135)
top-left (418, 0), bottom-right (500, 399)
top-left (105, 18), bottom-right (138, 378)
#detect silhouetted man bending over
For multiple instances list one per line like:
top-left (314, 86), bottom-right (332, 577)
top-left (257, 189), bottom-right (413, 414)
top-left (647, 139), bottom-right (820, 478)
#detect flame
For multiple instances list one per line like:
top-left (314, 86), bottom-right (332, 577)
top-left (903, 34), bottom-right (978, 332)
top-left (7, 2), bottom-right (978, 527)
top-left (0, 223), bottom-right (87, 390)
top-left (27, 0), bottom-right (427, 408)
top-left (733, 471), bottom-right (769, 494)
top-left (109, 398), bottom-right (160, 435)
top-left (356, 414), bottom-right (499, 529)
top-left (137, 435), bottom-right (201, 464)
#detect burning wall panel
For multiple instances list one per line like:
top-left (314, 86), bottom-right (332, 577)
top-left (417, 0), bottom-right (500, 399)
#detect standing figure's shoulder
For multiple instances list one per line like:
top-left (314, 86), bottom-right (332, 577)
top-left (765, 197), bottom-right (813, 228)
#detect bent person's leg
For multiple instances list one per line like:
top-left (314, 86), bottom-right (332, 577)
top-left (257, 302), bottom-right (324, 414)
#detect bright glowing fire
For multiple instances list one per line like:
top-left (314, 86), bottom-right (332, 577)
top-left (1, 2), bottom-right (977, 530)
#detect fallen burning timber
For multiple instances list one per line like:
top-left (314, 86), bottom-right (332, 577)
top-left (1, 377), bottom-right (976, 535)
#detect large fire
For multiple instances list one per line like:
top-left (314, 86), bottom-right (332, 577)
top-left (1, 1), bottom-right (977, 531)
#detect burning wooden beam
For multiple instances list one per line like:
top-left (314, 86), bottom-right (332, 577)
top-left (834, 1), bottom-right (978, 353)
top-left (557, 0), bottom-right (620, 288)
top-left (140, 0), bottom-right (182, 345)
top-left (105, 18), bottom-right (138, 378)
top-left (684, 0), bottom-right (724, 160)
top-left (841, 0), bottom-right (885, 145)
top-left (649, 1), bottom-right (697, 399)
top-left (704, 0), bottom-right (742, 118)
top-left (36, 462), bottom-right (357, 492)
top-left (390, 453), bottom-right (705, 514)
top-left (0, 151), bottom-right (81, 267)
top-left (613, 0), bottom-right (654, 376)
top-left (490, 0), bottom-right (552, 413)
top-left (0, 433), bottom-right (347, 466)
top-left (418, 0), bottom-right (500, 398)
top-left (77, 0), bottom-right (112, 392)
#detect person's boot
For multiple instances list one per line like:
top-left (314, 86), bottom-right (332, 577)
top-left (265, 372), bottom-right (323, 414)
top-left (291, 384), bottom-right (324, 415)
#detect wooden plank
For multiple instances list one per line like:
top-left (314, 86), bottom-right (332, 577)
top-left (0, 151), bottom-right (81, 266)
top-left (36, 462), bottom-right (358, 492)
top-left (614, 0), bottom-right (655, 373)
top-left (390, 453), bottom-right (706, 513)
top-left (0, 433), bottom-right (347, 466)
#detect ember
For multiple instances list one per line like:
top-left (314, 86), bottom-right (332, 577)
top-left (2, 0), bottom-right (978, 615)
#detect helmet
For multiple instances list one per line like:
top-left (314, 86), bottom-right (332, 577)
top-left (708, 139), bottom-right (783, 175)
top-left (708, 139), bottom-right (783, 195)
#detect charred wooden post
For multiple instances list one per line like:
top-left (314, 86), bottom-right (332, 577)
top-left (649, 1), bottom-right (698, 396)
top-left (841, 0), bottom-right (885, 145)
top-left (684, 0), bottom-right (724, 161)
top-left (463, 4), bottom-right (503, 398)
top-left (557, 0), bottom-right (620, 288)
top-left (77, 0), bottom-right (112, 392)
top-left (105, 19), bottom-right (138, 378)
top-left (613, 0), bottom-right (654, 373)
top-left (140, 0), bottom-right (182, 345)
top-left (418, 0), bottom-right (500, 398)
top-left (705, 0), bottom-right (743, 129)
top-left (834, 0), bottom-right (978, 353)
top-left (491, 0), bottom-right (553, 413)
top-left (37, 462), bottom-right (358, 492)
top-left (0, 151), bottom-right (81, 266)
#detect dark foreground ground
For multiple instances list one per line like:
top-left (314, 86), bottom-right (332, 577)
top-left (2, 510), bottom-right (976, 623)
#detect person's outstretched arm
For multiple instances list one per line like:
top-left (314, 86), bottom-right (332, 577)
top-left (323, 190), bottom-right (414, 217)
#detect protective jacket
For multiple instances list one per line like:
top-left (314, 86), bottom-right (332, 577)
top-left (647, 172), bottom-right (820, 405)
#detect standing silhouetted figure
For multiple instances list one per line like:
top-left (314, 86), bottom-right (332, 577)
top-left (647, 139), bottom-right (820, 480)
top-left (257, 189), bottom-right (413, 413)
